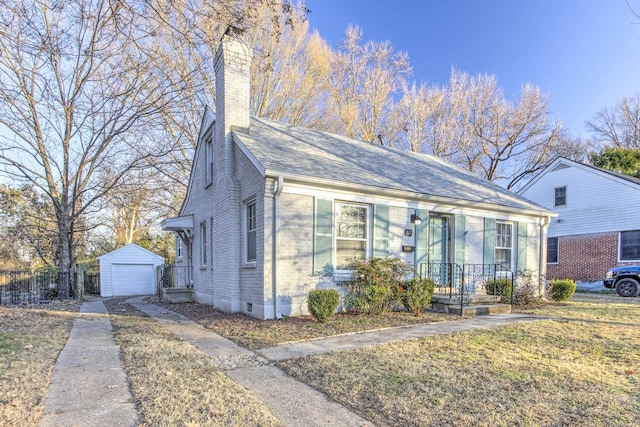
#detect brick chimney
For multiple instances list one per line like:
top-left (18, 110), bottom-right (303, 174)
top-left (210, 26), bottom-right (252, 314)
top-left (214, 26), bottom-right (252, 137)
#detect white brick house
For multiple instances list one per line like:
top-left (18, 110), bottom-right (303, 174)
top-left (519, 157), bottom-right (640, 282)
top-left (162, 27), bottom-right (555, 319)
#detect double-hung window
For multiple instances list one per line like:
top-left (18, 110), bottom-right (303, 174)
top-left (547, 237), bottom-right (559, 264)
top-left (200, 221), bottom-right (207, 267)
top-left (204, 133), bottom-right (214, 186)
top-left (495, 221), bottom-right (513, 270)
top-left (620, 230), bottom-right (640, 261)
top-left (245, 200), bottom-right (257, 263)
top-left (335, 203), bottom-right (369, 270)
top-left (554, 186), bottom-right (566, 207)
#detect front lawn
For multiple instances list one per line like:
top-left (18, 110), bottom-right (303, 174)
top-left (0, 302), bottom-right (78, 427)
top-left (276, 294), bottom-right (640, 426)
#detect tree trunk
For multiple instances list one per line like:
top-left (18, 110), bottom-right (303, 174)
top-left (57, 211), bottom-right (73, 300)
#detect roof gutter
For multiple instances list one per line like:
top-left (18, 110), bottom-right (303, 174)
top-left (538, 215), bottom-right (552, 296)
top-left (265, 172), bottom-right (557, 219)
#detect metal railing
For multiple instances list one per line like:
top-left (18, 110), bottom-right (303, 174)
top-left (419, 263), bottom-right (515, 312)
top-left (158, 265), bottom-right (193, 289)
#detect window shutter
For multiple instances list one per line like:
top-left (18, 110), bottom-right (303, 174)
top-left (415, 210), bottom-right (429, 268)
top-left (517, 222), bottom-right (528, 271)
top-left (454, 215), bottom-right (466, 264)
top-left (483, 218), bottom-right (496, 265)
top-left (313, 198), bottom-right (333, 276)
top-left (373, 205), bottom-right (389, 257)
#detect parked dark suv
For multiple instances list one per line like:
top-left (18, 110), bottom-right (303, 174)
top-left (604, 266), bottom-right (640, 297)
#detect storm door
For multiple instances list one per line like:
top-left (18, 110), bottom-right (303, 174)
top-left (428, 215), bottom-right (451, 291)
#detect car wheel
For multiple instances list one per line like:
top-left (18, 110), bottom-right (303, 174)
top-left (615, 278), bottom-right (640, 297)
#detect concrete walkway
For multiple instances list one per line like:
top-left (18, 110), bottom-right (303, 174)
top-left (258, 313), bottom-right (549, 361)
top-left (40, 297), bottom-right (550, 427)
top-left (40, 300), bottom-right (138, 427)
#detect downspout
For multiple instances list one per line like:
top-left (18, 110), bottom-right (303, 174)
top-left (539, 216), bottom-right (551, 296)
top-left (272, 176), bottom-right (284, 319)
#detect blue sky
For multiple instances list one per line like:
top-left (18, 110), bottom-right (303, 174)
top-left (304, 0), bottom-right (640, 138)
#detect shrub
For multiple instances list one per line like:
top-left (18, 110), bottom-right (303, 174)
top-left (307, 289), bottom-right (340, 322)
top-left (485, 278), bottom-right (513, 303)
top-left (512, 270), bottom-right (543, 305)
top-left (399, 277), bottom-right (434, 316)
top-left (343, 257), bottom-right (414, 315)
top-left (548, 279), bottom-right (577, 301)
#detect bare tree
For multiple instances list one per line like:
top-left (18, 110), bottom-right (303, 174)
top-left (324, 26), bottom-right (411, 142)
top-left (99, 171), bottom-right (169, 247)
top-left (391, 76), bottom-right (467, 157)
top-left (391, 69), bottom-right (573, 189)
top-left (586, 93), bottom-right (640, 149)
top-left (0, 0), bottom-right (174, 297)
top-left (251, 12), bottom-right (331, 127)
top-left (0, 184), bottom-right (56, 269)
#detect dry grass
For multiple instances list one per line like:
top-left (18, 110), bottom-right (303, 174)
top-left (104, 299), bottom-right (281, 427)
top-left (277, 294), bottom-right (640, 426)
top-left (157, 300), bottom-right (452, 351)
top-left (0, 302), bottom-right (79, 427)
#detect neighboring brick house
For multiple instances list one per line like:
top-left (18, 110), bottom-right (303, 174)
top-left (162, 27), bottom-right (555, 319)
top-left (518, 157), bottom-right (640, 282)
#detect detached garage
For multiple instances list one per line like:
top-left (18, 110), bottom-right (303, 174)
top-left (98, 243), bottom-right (164, 297)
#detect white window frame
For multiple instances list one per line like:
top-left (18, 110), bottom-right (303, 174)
top-left (554, 186), bottom-right (566, 207)
top-left (619, 230), bottom-right (640, 262)
top-left (176, 237), bottom-right (183, 260)
top-left (244, 199), bottom-right (257, 264)
top-left (495, 221), bottom-right (513, 270)
top-left (210, 217), bottom-right (214, 270)
top-left (204, 132), bottom-right (214, 186)
top-left (547, 236), bottom-right (559, 264)
top-left (200, 221), bottom-right (207, 267)
top-left (334, 202), bottom-right (371, 272)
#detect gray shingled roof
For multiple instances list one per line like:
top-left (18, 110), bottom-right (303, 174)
top-left (233, 117), bottom-right (551, 214)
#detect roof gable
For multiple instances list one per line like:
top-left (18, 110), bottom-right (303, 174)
top-left (97, 243), bottom-right (164, 262)
top-left (519, 157), bottom-right (640, 194)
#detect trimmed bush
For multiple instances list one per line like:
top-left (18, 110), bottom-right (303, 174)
top-left (485, 278), bottom-right (513, 303)
top-left (343, 257), bottom-right (414, 315)
top-left (549, 279), bottom-right (576, 301)
top-left (399, 277), bottom-right (435, 316)
top-left (307, 289), bottom-right (340, 322)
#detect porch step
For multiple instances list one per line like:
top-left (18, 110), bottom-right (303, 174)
top-left (446, 304), bottom-right (512, 316)
top-left (431, 294), bottom-right (502, 305)
top-left (429, 293), bottom-right (510, 316)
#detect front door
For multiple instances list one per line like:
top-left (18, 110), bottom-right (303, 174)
top-left (428, 215), bottom-right (451, 290)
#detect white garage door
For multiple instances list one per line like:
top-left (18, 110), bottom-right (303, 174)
top-left (111, 264), bottom-right (155, 296)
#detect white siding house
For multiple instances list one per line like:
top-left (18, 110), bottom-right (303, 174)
top-left (162, 27), bottom-right (555, 319)
top-left (98, 243), bottom-right (164, 297)
top-left (519, 157), bottom-right (640, 282)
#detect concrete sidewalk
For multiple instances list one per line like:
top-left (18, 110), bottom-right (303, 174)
top-left (258, 313), bottom-right (549, 361)
top-left (40, 300), bottom-right (138, 427)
